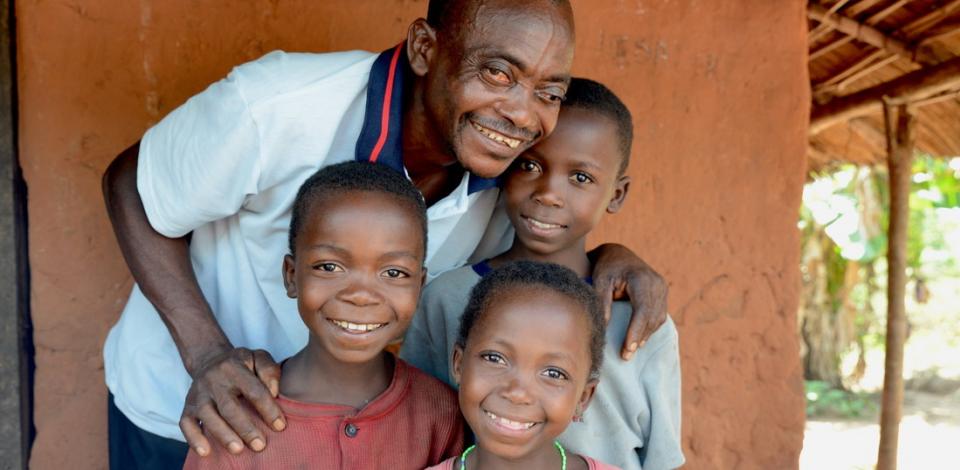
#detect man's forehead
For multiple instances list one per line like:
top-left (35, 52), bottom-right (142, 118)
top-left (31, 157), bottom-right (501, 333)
top-left (442, 0), bottom-right (573, 34)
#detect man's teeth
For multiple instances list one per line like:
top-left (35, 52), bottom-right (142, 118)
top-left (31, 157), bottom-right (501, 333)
top-left (527, 217), bottom-right (562, 230)
top-left (472, 122), bottom-right (521, 149)
top-left (485, 411), bottom-right (536, 430)
top-left (331, 319), bottom-right (386, 333)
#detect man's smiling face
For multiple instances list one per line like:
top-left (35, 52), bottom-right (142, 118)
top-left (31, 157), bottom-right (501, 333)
top-left (420, 0), bottom-right (575, 179)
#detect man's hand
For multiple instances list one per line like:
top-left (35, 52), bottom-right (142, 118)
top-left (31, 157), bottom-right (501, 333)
top-left (590, 243), bottom-right (668, 360)
top-left (179, 347), bottom-right (284, 457)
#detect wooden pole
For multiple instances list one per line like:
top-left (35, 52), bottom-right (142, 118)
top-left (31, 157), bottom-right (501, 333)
top-left (876, 101), bottom-right (915, 470)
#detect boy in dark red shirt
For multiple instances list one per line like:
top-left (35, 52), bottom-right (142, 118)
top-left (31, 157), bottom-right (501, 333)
top-left (183, 162), bottom-right (464, 469)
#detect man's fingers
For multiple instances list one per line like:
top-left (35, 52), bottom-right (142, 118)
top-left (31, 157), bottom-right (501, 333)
top-left (239, 360), bottom-right (286, 432)
top-left (179, 415), bottom-right (211, 457)
top-left (196, 404), bottom-right (246, 454)
top-left (251, 349), bottom-right (282, 399)
top-left (215, 395), bottom-right (267, 452)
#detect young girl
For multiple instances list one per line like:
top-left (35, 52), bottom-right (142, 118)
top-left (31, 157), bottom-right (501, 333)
top-left (427, 261), bottom-right (620, 470)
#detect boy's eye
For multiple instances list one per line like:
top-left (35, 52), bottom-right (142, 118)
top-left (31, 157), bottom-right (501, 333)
top-left (479, 352), bottom-right (507, 365)
top-left (518, 159), bottom-right (541, 173)
top-left (571, 172), bottom-right (593, 184)
top-left (542, 367), bottom-right (569, 380)
top-left (382, 268), bottom-right (409, 279)
top-left (314, 262), bottom-right (343, 273)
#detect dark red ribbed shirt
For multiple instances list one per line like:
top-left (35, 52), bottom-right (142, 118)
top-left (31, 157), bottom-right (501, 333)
top-left (183, 359), bottom-right (464, 470)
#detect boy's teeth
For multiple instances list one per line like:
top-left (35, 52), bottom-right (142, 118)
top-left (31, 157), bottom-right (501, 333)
top-left (472, 122), bottom-right (521, 149)
top-left (485, 411), bottom-right (536, 430)
top-left (331, 319), bottom-right (386, 332)
top-left (528, 217), bottom-right (562, 229)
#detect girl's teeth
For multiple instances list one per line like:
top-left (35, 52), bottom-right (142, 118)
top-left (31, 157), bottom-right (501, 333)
top-left (485, 411), bottom-right (536, 430)
top-left (331, 319), bottom-right (385, 332)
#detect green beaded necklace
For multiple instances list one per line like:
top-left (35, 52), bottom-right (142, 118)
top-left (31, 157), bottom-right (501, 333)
top-left (458, 441), bottom-right (567, 470)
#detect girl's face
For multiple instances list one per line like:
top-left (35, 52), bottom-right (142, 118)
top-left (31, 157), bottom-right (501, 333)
top-left (452, 287), bottom-right (597, 461)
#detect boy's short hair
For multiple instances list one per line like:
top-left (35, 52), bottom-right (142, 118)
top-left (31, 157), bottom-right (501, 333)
top-left (563, 77), bottom-right (634, 176)
top-left (456, 260), bottom-right (605, 377)
top-left (288, 161), bottom-right (428, 257)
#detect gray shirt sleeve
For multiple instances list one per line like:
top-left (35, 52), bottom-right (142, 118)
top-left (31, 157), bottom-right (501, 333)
top-left (399, 266), bottom-right (480, 388)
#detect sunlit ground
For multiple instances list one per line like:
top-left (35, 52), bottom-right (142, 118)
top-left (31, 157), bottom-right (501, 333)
top-left (800, 275), bottom-right (960, 470)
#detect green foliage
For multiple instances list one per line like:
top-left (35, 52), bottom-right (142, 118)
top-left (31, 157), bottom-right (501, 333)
top-left (805, 380), bottom-right (878, 419)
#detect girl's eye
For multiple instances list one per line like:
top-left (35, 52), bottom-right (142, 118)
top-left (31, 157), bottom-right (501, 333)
top-left (483, 66), bottom-right (511, 85)
top-left (480, 352), bottom-right (507, 365)
top-left (571, 172), bottom-right (593, 184)
top-left (314, 262), bottom-right (342, 273)
top-left (542, 367), bottom-right (569, 380)
top-left (382, 268), bottom-right (409, 279)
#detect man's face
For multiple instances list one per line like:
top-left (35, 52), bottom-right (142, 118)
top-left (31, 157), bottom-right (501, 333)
top-left (424, 2), bottom-right (575, 178)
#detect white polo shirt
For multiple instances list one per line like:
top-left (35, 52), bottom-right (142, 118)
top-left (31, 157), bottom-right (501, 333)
top-left (103, 45), bottom-right (510, 440)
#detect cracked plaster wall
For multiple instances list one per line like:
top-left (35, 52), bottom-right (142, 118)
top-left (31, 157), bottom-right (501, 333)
top-left (18, 0), bottom-right (808, 468)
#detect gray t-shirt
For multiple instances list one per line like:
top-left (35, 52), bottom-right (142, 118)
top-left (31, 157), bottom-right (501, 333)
top-left (400, 264), bottom-right (685, 470)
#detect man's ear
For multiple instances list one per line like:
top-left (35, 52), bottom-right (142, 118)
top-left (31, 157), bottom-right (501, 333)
top-left (451, 345), bottom-right (465, 386)
top-left (282, 254), bottom-right (298, 298)
top-left (406, 18), bottom-right (438, 77)
top-left (606, 175), bottom-right (631, 214)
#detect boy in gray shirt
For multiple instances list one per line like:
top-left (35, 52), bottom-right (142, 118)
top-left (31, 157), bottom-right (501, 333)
top-left (401, 78), bottom-right (684, 470)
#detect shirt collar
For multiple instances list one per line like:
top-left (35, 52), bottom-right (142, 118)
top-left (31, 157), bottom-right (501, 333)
top-left (355, 43), bottom-right (498, 195)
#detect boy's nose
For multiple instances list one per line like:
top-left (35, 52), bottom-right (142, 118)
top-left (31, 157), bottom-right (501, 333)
top-left (533, 178), bottom-right (564, 208)
top-left (336, 276), bottom-right (382, 306)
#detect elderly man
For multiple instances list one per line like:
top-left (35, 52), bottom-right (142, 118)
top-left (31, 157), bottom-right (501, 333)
top-left (102, 0), bottom-right (667, 467)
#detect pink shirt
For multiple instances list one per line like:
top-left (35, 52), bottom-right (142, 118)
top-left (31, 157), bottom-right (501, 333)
top-left (425, 454), bottom-right (622, 470)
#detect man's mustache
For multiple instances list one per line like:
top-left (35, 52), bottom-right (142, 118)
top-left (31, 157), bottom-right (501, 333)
top-left (467, 114), bottom-right (540, 142)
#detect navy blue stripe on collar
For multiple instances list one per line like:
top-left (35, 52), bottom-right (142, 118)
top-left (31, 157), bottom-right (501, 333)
top-left (472, 259), bottom-right (593, 285)
top-left (355, 43), bottom-right (406, 173)
top-left (355, 43), bottom-right (500, 195)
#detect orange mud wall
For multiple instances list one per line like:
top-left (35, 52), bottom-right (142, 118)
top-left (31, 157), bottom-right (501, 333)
top-left (18, 0), bottom-right (808, 468)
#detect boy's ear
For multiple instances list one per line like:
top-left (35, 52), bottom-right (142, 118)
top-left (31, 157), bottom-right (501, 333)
top-left (282, 254), bottom-right (298, 298)
top-left (451, 345), bottom-right (465, 386)
top-left (577, 377), bottom-right (600, 416)
top-left (606, 175), bottom-right (631, 214)
top-left (406, 18), bottom-right (438, 77)
top-left (419, 267), bottom-right (428, 290)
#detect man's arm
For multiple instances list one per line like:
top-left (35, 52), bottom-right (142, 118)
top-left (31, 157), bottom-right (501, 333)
top-left (102, 143), bottom-right (285, 455)
top-left (589, 243), bottom-right (669, 360)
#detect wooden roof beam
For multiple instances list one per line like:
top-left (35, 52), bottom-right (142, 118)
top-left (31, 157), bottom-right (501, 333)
top-left (807, 3), bottom-right (930, 64)
top-left (810, 55), bottom-right (960, 134)
top-left (809, 0), bottom-right (909, 62)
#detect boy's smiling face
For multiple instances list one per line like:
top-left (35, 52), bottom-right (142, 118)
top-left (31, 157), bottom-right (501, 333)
top-left (504, 106), bottom-right (629, 256)
top-left (452, 287), bottom-right (597, 461)
top-left (282, 191), bottom-right (425, 364)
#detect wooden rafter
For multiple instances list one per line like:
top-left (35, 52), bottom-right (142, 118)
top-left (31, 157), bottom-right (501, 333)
top-left (810, 55), bottom-right (960, 134)
top-left (809, 0), bottom-right (908, 62)
top-left (808, 3), bottom-right (927, 63)
top-left (809, 0), bottom-right (855, 44)
top-left (901, 0), bottom-right (960, 37)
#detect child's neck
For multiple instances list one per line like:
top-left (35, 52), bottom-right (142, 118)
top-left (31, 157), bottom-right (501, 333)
top-left (491, 237), bottom-right (591, 278)
top-left (465, 443), bottom-right (587, 470)
top-left (279, 338), bottom-right (394, 409)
